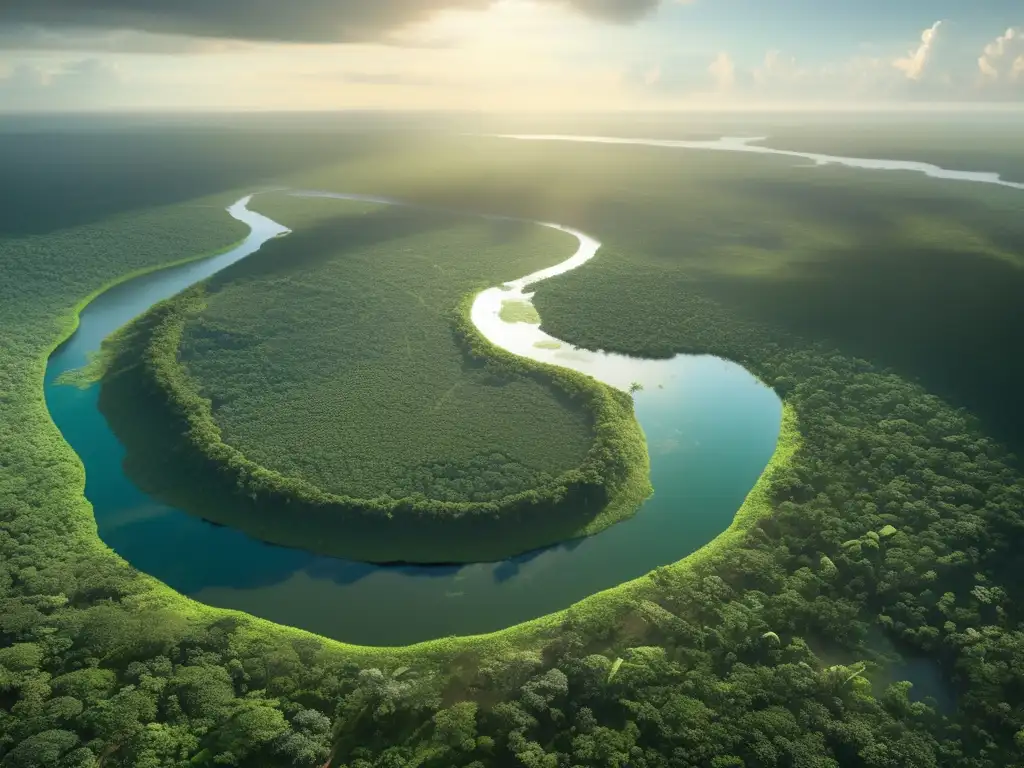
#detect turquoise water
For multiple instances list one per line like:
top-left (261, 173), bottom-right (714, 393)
top-left (45, 203), bottom-right (781, 647)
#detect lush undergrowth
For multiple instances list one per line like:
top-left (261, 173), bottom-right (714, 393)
top-left (3, 125), bottom-right (1024, 767)
top-left (91, 194), bottom-right (649, 563)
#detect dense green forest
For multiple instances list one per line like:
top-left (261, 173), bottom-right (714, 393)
top-left (287, 134), bottom-right (1024, 460)
top-left (3, 123), bottom-right (1024, 767)
top-left (177, 195), bottom-right (593, 502)
top-left (757, 120), bottom-right (1024, 184)
top-left (91, 194), bottom-right (649, 563)
top-left (0, 127), bottom-right (392, 239)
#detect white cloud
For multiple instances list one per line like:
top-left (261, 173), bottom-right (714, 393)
top-left (889, 19), bottom-right (986, 97)
top-left (733, 21), bottom-right (1024, 104)
top-left (708, 51), bottom-right (735, 90)
top-left (894, 20), bottom-right (943, 80)
top-left (743, 48), bottom-right (897, 101)
top-left (979, 27), bottom-right (1024, 82)
top-left (630, 19), bottom-right (1024, 107)
top-left (752, 49), bottom-right (804, 88)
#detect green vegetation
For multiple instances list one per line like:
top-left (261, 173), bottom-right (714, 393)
top-left (93, 194), bottom-right (650, 563)
top-left (528, 163), bottom-right (1024, 764)
top-left (3, 122), bottom-right (1024, 767)
top-left (498, 299), bottom-right (541, 324)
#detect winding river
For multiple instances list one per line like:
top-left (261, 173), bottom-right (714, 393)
top-left (47, 189), bottom-right (780, 646)
top-left (47, 135), bottom-right (1022, 647)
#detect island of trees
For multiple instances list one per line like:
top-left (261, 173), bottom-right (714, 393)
top-left (89, 194), bottom-right (651, 563)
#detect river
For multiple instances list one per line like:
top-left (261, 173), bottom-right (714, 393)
top-left (45, 189), bottom-right (781, 646)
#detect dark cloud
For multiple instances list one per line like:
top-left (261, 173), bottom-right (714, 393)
top-left (0, 24), bottom-right (240, 53)
top-left (566, 0), bottom-right (660, 23)
top-left (0, 0), bottom-right (663, 45)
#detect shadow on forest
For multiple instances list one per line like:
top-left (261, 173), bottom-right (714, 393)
top-left (0, 131), bottom-right (384, 237)
top-left (699, 242), bottom-right (1024, 458)
top-left (740, 176), bottom-right (973, 230)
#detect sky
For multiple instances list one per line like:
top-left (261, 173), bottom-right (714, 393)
top-left (0, 0), bottom-right (1022, 111)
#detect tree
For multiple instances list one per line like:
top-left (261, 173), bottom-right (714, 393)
top-left (433, 702), bottom-right (478, 751)
top-left (210, 699), bottom-right (290, 766)
top-left (520, 669), bottom-right (568, 714)
top-left (274, 709), bottom-right (332, 768)
top-left (0, 729), bottom-right (80, 768)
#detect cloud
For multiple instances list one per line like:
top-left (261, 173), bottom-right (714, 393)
top-left (979, 27), bottom-right (1024, 82)
top-left (0, 0), bottom-right (664, 45)
top-left (337, 71), bottom-right (439, 86)
top-left (561, 0), bottom-right (659, 23)
top-left (753, 49), bottom-right (801, 86)
top-left (0, 63), bottom-right (46, 90)
top-left (745, 49), bottom-right (897, 101)
top-left (890, 20), bottom-right (981, 94)
top-left (631, 19), bottom-right (1024, 107)
top-left (708, 52), bottom-right (735, 91)
top-left (0, 58), bottom-right (121, 109)
top-left (619, 53), bottom-right (711, 95)
top-left (0, 24), bottom-right (242, 53)
top-left (893, 20), bottom-right (943, 80)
